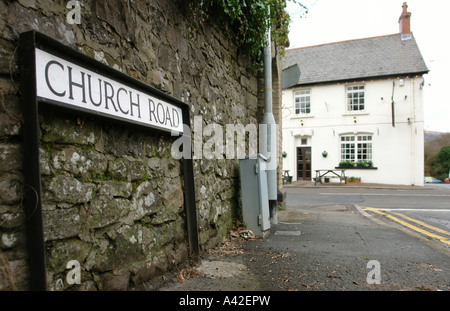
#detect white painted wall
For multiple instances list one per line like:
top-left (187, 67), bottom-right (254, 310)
top-left (282, 77), bottom-right (425, 186)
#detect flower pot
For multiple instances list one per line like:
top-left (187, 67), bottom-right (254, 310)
top-left (346, 179), bottom-right (361, 183)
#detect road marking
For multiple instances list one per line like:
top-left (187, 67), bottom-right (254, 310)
top-left (363, 207), bottom-right (450, 246)
top-left (365, 208), bottom-right (450, 212)
top-left (354, 204), bottom-right (386, 226)
top-left (321, 193), bottom-right (450, 197)
top-left (364, 207), bottom-right (450, 236)
top-left (388, 211), bottom-right (450, 237)
top-left (274, 231), bottom-right (301, 236)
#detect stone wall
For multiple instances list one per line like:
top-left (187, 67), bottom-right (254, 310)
top-left (0, 0), bottom-right (260, 290)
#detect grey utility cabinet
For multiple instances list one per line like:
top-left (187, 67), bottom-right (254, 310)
top-left (239, 154), bottom-right (270, 237)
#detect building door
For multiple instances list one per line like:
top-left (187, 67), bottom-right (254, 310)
top-left (297, 147), bottom-right (312, 181)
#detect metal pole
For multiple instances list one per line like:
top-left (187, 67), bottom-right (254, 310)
top-left (20, 31), bottom-right (48, 291)
top-left (262, 10), bottom-right (278, 224)
top-left (181, 108), bottom-right (200, 258)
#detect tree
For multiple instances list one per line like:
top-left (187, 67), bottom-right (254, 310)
top-left (429, 146), bottom-right (450, 181)
top-left (424, 132), bottom-right (450, 176)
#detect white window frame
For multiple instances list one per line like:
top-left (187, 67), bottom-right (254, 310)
top-left (340, 134), bottom-right (372, 163)
top-left (346, 85), bottom-right (365, 112)
top-left (294, 89), bottom-right (311, 115)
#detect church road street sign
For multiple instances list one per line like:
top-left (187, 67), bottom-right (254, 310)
top-left (35, 48), bottom-right (183, 134)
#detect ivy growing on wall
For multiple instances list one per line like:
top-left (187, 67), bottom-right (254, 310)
top-left (180, 0), bottom-right (307, 63)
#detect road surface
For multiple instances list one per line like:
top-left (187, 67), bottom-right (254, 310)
top-left (285, 184), bottom-right (450, 248)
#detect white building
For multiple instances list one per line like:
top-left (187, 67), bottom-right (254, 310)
top-left (281, 3), bottom-right (428, 186)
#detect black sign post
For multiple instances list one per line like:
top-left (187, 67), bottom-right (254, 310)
top-left (19, 31), bottom-right (199, 290)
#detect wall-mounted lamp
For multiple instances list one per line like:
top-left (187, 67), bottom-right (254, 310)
top-left (407, 117), bottom-right (411, 125)
top-left (300, 120), bottom-right (304, 126)
top-left (353, 117), bottom-right (357, 124)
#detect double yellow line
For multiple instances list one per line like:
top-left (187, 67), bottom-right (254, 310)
top-left (363, 207), bottom-right (450, 246)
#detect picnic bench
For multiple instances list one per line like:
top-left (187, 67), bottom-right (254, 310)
top-left (314, 169), bottom-right (347, 185)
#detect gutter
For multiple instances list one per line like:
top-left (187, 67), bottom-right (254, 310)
top-left (282, 72), bottom-right (430, 90)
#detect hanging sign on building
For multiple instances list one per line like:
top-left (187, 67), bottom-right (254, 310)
top-left (35, 48), bottom-right (183, 134)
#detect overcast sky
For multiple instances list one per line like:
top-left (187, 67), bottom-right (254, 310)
top-left (286, 0), bottom-right (450, 133)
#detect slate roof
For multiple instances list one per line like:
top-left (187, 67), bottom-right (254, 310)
top-left (282, 33), bottom-right (429, 88)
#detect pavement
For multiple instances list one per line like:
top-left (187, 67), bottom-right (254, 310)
top-left (282, 179), bottom-right (438, 189)
top-left (141, 181), bottom-right (450, 293)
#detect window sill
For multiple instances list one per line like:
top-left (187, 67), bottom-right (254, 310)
top-left (342, 111), bottom-right (369, 116)
top-left (291, 115), bottom-right (314, 119)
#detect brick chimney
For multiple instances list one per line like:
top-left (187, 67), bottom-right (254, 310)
top-left (399, 2), bottom-right (412, 40)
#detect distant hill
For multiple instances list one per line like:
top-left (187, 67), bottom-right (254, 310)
top-left (425, 131), bottom-right (450, 143)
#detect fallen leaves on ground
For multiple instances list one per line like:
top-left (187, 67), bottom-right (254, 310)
top-left (206, 240), bottom-right (245, 257)
top-left (176, 267), bottom-right (204, 283)
top-left (206, 222), bottom-right (264, 258)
